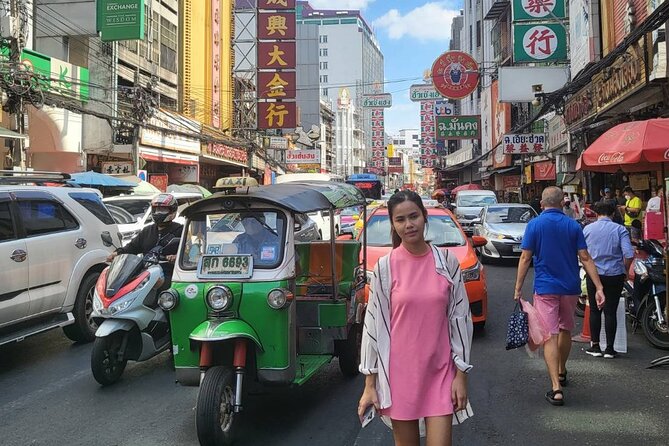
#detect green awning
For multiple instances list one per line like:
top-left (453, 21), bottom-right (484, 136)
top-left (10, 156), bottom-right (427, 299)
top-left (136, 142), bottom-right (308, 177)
top-left (0, 126), bottom-right (27, 139)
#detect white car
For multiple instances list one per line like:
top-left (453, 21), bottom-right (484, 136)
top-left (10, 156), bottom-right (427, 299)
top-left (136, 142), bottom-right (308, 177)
top-left (307, 209), bottom-right (341, 240)
top-left (104, 192), bottom-right (203, 245)
top-left (0, 184), bottom-right (118, 345)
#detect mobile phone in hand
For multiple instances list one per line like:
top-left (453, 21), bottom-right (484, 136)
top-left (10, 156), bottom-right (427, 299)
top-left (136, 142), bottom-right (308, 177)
top-left (359, 406), bottom-right (376, 428)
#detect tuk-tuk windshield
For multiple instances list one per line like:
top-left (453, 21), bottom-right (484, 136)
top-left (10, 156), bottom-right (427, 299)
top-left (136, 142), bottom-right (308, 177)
top-left (181, 210), bottom-right (287, 271)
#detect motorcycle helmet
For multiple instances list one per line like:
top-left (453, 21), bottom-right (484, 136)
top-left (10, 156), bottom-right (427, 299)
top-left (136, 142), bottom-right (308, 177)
top-left (151, 193), bottom-right (178, 225)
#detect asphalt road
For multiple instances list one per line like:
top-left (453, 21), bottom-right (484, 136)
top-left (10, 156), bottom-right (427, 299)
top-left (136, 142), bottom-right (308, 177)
top-left (1, 263), bottom-right (668, 446)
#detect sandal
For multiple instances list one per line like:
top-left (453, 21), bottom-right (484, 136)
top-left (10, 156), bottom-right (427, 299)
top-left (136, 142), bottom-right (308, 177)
top-left (558, 371), bottom-right (568, 386)
top-left (545, 389), bottom-right (564, 406)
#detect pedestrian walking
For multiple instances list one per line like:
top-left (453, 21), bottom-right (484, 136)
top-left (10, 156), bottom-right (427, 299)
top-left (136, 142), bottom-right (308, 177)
top-left (583, 202), bottom-right (634, 358)
top-left (514, 186), bottom-right (605, 406)
top-left (600, 188), bottom-right (624, 224)
top-left (358, 190), bottom-right (473, 445)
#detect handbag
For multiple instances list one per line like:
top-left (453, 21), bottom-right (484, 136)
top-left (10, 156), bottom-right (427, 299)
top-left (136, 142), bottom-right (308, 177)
top-left (505, 301), bottom-right (529, 350)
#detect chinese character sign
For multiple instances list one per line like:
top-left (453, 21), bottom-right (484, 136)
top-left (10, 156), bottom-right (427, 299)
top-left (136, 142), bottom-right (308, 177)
top-left (370, 108), bottom-right (386, 172)
top-left (257, 1), bottom-right (296, 129)
top-left (212, 0), bottom-right (221, 128)
top-left (502, 134), bottom-right (547, 154)
top-left (513, 23), bottom-right (567, 62)
top-left (512, 0), bottom-right (566, 21)
top-left (420, 100), bottom-right (437, 167)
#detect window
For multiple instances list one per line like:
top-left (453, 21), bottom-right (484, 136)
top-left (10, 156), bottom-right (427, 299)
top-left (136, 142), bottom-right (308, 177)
top-left (320, 61), bottom-right (328, 70)
top-left (69, 192), bottom-right (115, 225)
top-left (0, 202), bottom-right (15, 241)
top-left (160, 17), bottom-right (178, 72)
top-left (319, 35), bottom-right (328, 43)
top-left (412, 134), bottom-right (419, 140)
top-left (18, 200), bottom-right (78, 236)
top-left (320, 48), bottom-right (328, 57)
top-left (476, 20), bottom-right (481, 48)
top-left (320, 75), bottom-right (328, 83)
top-left (322, 88), bottom-right (329, 96)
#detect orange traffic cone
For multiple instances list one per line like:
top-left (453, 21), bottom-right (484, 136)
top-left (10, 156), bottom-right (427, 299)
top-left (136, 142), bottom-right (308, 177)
top-left (572, 299), bottom-right (591, 343)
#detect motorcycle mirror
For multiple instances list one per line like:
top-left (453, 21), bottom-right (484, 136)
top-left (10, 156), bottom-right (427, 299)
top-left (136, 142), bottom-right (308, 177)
top-left (101, 231), bottom-right (117, 248)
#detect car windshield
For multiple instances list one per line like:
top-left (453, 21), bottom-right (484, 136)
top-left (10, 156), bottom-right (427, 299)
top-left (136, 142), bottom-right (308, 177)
top-left (457, 195), bottom-right (497, 207)
top-left (341, 206), bottom-right (360, 216)
top-left (106, 199), bottom-right (151, 219)
top-left (366, 214), bottom-right (466, 247)
top-left (181, 210), bottom-right (286, 270)
top-left (486, 206), bottom-right (537, 224)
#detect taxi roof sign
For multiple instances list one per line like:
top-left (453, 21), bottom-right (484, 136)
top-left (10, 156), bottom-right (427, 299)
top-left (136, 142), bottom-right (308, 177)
top-left (213, 176), bottom-right (259, 189)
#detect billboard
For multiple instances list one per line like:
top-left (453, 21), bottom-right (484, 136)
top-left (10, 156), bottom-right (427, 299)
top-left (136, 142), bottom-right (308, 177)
top-left (362, 94), bottom-right (392, 108)
top-left (409, 84), bottom-right (441, 102)
top-left (502, 134), bottom-right (548, 154)
top-left (437, 116), bottom-right (480, 139)
top-left (96, 0), bottom-right (145, 42)
top-left (498, 67), bottom-right (569, 102)
top-left (286, 149), bottom-right (321, 164)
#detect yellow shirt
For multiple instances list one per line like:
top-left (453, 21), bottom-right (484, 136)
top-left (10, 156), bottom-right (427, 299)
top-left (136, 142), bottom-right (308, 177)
top-left (624, 196), bottom-right (643, 226)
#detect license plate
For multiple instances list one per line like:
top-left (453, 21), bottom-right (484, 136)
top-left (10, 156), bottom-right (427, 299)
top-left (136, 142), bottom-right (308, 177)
top-left (198, 255), bottom-right (253, 279)
top-left (512, 245), bottom-right (522, 253)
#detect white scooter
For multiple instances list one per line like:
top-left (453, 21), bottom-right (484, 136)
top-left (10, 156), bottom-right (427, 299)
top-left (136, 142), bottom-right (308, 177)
top-left (90, 232), bottom-right (178, 385)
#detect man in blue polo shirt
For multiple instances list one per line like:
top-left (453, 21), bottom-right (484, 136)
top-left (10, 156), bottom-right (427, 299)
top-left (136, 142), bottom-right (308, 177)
top-left (514, 186), bottom-right (605, 407)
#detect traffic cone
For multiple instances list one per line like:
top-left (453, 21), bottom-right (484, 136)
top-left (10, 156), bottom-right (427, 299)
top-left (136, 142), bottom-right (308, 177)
top-left (572, 299), bottom-right (591, 343)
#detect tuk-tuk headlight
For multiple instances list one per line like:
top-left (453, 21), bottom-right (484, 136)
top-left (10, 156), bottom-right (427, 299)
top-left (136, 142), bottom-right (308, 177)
top-left (207, 286), bottom-right (233, 311)
top-left (267, 288), bottom-right (293, 309)
top-left (158, 289), bottom-right (179, 311)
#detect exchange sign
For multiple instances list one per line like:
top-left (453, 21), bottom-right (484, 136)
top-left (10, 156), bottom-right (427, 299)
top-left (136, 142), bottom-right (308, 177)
top-left (513, 23), bottom-right (567, 62)
top-left (97, 0), bottom-right (145, 42)
top-left (431, 51), bottom-right (480, 100)
top-left (512, 0), bottom-right (566, 21)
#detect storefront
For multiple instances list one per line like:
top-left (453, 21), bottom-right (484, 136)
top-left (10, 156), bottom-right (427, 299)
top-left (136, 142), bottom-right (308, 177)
top-left (138, 110), bottom-right (201, 190)
top-left (200, 142), bottom-right (250, 190)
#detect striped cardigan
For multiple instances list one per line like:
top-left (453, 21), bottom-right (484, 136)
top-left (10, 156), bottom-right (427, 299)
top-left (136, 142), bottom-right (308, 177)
top-left (359, 244), bottom-right (474, 424)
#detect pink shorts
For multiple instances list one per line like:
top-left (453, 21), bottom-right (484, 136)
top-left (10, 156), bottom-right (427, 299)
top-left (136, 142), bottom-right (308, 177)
top-left (533, 294), bottom-right (579, 335)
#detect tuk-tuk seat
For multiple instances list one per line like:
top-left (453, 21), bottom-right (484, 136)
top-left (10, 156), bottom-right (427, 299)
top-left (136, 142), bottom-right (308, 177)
top-left (295, 241), bottom-right (361, 298)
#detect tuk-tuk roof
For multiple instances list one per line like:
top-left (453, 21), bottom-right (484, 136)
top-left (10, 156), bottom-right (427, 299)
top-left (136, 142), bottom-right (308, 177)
top-left (182, 181), bottom-right (366, 217)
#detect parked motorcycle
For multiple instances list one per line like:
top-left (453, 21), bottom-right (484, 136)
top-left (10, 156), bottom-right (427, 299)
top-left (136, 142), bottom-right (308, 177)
top-left (90, 232), bottom-right (178, 385)
top-left (631, 239), bottom-right (668, 350)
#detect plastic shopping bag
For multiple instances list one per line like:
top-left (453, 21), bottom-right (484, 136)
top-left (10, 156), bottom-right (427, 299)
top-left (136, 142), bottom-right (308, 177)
top-left (521, 299), bottom-right (551, 351)
top-left (599, 297), bottom-right (628, 353)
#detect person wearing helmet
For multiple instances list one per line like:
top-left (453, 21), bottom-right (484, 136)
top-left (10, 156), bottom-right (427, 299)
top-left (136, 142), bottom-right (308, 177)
top-left (106, 193), bottom-right (184, 284)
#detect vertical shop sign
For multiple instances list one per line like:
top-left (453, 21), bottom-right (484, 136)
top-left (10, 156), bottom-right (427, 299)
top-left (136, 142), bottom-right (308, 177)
top-left (257, 1), bottom-right (296, 130)
top-left (420, 100), bottom-right (437, 167)
top-left (211, 0), bottom-right (221, 128)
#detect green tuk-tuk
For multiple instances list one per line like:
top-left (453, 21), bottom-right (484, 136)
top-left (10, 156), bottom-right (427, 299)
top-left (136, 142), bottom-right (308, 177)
top-left (158, 180), bottom-right (368, 445)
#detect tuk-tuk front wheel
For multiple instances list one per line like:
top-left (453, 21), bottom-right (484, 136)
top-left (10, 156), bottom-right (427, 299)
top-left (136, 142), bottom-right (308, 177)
top-left (338, 323), bottom-right (362, 378)
top-left (196, 366), bottom-right (238, 446)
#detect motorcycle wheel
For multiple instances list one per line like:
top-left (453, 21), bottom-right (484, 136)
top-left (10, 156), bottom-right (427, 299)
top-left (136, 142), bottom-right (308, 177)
top-left (196, 366), bottom-right (238, 446)
top-left (641, 299), bottom-right (669, 350)
top-left (91, 333), bottom-right (128, 386)
top-left (575, 296), bottom-right (586, 318)
top-left (338, 323), bottom-right (362, 378)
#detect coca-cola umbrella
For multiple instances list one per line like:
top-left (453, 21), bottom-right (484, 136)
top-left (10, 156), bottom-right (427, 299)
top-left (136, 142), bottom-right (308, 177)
top-left (578, 118), bottom-right (669, 172)
top-left (451, 183), bottom-right (482, 193)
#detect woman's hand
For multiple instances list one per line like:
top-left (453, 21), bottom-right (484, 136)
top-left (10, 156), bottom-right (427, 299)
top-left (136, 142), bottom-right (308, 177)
top-left (451, 371), bottom-right (468, 411)
top-left (357, 385), bottom-right (379, 419)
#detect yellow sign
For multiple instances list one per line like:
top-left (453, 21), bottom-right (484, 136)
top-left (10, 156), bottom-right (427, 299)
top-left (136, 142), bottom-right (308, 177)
top-left (524, 165), bottom-right (532, 184)
top-left (387, 144), bottom-right (395, 158)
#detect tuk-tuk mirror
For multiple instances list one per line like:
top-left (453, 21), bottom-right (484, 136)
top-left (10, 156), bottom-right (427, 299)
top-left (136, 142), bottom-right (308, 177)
top-left (294, 222), bottom-right (302, 232)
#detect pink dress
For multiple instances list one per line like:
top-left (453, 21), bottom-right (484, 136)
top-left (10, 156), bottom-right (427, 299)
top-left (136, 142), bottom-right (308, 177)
top-left (382, 244), bottom-right (456, 420)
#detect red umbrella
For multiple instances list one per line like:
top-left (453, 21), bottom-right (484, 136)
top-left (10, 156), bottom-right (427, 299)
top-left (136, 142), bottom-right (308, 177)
top-left (451, 183), bottom-right (482, 193)
top-left (578, 118), bottom-right (669, 172)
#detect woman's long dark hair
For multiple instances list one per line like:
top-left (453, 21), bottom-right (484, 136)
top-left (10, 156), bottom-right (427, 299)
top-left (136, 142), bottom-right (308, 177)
top-left (387, 190), bottom-right (428, 248)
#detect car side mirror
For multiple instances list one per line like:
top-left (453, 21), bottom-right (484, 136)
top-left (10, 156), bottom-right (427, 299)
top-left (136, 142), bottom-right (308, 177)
top-left (471, 235), bottom-right (487, 248)
top-left (294, 223), bottom-right (302, 232)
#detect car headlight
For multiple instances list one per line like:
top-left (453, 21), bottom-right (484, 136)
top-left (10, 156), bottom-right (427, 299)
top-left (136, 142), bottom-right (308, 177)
top-left (462, 263), bottom-right (481, 283)
top-left (485, 230), bottom-right (505, 240)
top-left (267, 288), bottom-right (293, 309)
top-left (158, 289), bottom-right (179, 311)
top-left (207, 286), bottom-right (233, 311)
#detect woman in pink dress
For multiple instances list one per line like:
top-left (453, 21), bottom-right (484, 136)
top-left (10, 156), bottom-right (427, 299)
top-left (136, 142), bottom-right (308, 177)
top-left (358, 191), bottom-right (474, 446)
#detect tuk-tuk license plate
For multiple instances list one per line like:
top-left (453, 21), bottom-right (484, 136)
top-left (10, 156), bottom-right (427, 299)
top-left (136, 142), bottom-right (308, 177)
top-left (198, 255), bottom-right (254, 279)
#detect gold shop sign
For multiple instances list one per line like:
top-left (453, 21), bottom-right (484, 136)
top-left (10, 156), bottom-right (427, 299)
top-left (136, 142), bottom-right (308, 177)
top-left (564, 42), bottom-right (646, 128)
